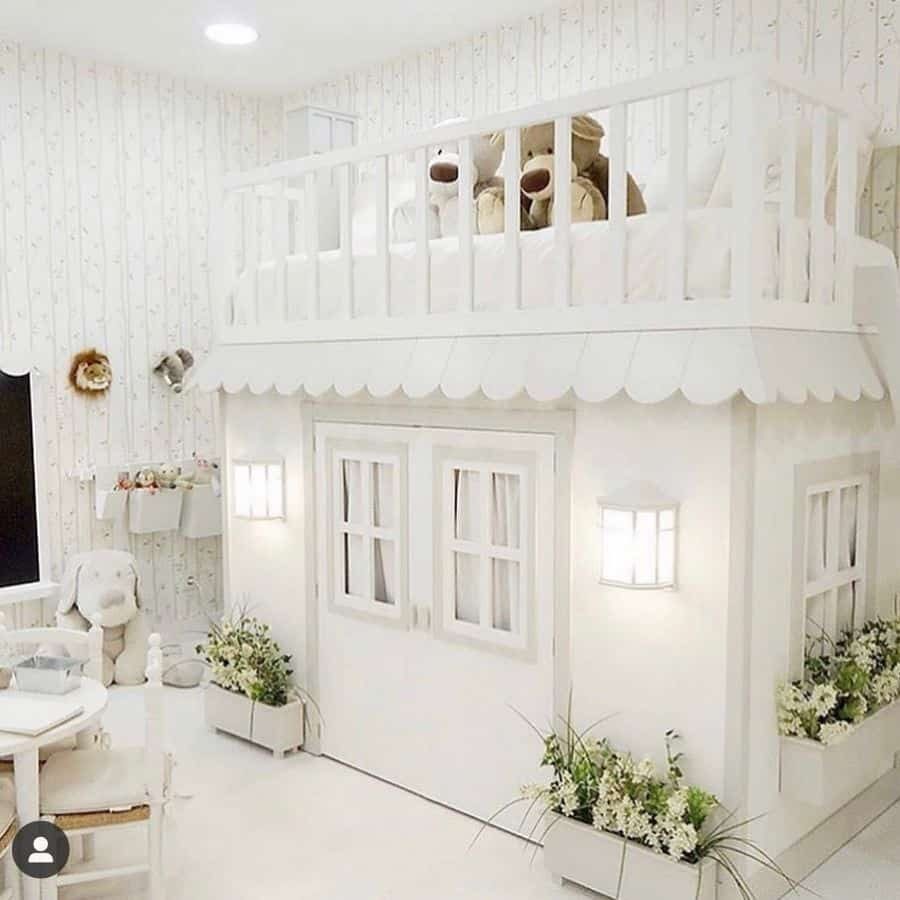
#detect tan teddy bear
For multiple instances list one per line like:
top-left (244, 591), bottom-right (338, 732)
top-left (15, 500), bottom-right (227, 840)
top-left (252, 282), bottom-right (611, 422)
top-left (498, 115), bottom-right (646, 228)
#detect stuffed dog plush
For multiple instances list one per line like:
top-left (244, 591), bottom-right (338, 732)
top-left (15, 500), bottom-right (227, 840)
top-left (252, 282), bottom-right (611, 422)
top-left (56, 550), bottom-right (149, 686)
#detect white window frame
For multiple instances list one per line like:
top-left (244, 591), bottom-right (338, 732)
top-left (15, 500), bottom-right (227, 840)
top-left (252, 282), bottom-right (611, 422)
top-left (320, 431), bottom-right (409, 627)
top-left (433, 444), bottom-right (538, 659)
top-left (791, 453), bottom-right (879, 679)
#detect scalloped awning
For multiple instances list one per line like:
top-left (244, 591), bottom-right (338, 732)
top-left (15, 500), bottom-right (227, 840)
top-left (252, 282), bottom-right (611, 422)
top-left (191, 329), bottom-right (885, 406)
top-left (0, 351), bottom-right (33, 377)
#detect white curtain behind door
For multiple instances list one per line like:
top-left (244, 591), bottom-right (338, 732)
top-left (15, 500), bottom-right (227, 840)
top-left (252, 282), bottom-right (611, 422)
top-left (491, 473), bottom-right (520, 633)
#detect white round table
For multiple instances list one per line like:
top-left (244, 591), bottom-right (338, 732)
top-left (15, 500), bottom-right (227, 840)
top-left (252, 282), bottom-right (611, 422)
top-left (0, 679), bottom-right (108, 900)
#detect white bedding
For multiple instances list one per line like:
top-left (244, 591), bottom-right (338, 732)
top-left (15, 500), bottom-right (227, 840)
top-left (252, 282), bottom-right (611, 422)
top-left (242, 209), bottom-right (895, 324)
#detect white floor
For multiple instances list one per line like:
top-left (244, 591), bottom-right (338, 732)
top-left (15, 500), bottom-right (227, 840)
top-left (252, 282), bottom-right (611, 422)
top-left (59, 685), bottom-right (900, 900)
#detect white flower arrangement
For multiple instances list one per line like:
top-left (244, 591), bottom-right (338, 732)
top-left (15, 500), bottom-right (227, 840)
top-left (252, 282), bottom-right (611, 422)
top-left (506, 718), bottom-right (795, 899)
top-left (777, 617), bottom-right (900, 745)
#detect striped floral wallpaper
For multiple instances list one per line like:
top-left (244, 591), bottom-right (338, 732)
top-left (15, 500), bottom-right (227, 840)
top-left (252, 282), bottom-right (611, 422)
top-left (293, 0), bottom-right (900, 254)
top-left (0, 41), bottom-right (283, 624)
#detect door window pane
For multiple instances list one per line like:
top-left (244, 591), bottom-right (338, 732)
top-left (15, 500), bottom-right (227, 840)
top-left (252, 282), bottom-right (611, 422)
top-left (805, 592), bottom-right (828, 658)
top-left (601, 508), bottom-right (633, 584)
top-left (633, 511), bottom-right (657, 585)
top-left (491, 558), bottom-right (519, 633)
top-left (454, 552), bottom-right (480, 624)
top-left (453, 469), bottom-right (480, 541)
top-left (341, 459), bottom-right (364, 524)
top-left (839, 485), bottom-right (858, 571)
top-left (373, 539), bottom-right (396, 605)
top-left (491, 473), bottom-right (520, 548)
top-left (343, 533), bottom-right (367, 597)
top-left (373, 462), bottom-right (394, 528)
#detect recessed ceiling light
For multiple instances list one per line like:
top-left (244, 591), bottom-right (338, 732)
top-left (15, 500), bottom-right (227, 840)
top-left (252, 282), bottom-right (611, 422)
top-left (205, 23), bottom-right (259, 46)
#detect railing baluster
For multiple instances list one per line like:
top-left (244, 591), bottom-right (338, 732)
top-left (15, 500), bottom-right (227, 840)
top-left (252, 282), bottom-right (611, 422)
top-left (273, 180), bottom-right (289, 323)
top-left (459, 137), bottom-right (475, 312)
top-left (608, 104), bottom-right (627, 305)
top-left (809, 104), bottom-right (828, 305)
top-left (778, 92), bottom-right (798, 302)
top-left (375, 155), bottom-right (390, 317)
top-left (414, 147), bottom-right (431, 316)
top-left (245, 190), bottom-right (259, 326)
top-left (835, 116), bottom-right (858, 317)
top-left (730, 74), bottom-right (764, 311)
top-left (304, 171), bottom-right (320, 320)
top-left (222, 191), bottom-right (236, 329)
top-left (667, 91), bottom-right (688, 303)
top-left (503, 127), bottom-right (521, 310)
top-left (554, 116), bottom-right (572, 308)
top-left (338, 163), bottom-right (354, 319)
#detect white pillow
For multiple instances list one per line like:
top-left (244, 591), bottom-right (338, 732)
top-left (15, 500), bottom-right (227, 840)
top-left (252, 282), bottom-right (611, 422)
top-left (642, 143), bottom-right (726, 212)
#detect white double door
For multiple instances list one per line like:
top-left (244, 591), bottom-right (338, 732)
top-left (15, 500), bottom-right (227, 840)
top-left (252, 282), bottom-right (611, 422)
top-left (315, 421), bottom-right (556, 830)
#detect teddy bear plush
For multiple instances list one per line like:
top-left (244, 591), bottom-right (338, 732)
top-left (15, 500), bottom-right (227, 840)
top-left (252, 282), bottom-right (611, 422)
top-left (157, 463), bottom-right (180, 490)
top-left (56, 549), bottom-right (150, 687)
top-left (495, 115), bottom-right (646, 228)
top-left (392, 119), bottom-right (530, 240)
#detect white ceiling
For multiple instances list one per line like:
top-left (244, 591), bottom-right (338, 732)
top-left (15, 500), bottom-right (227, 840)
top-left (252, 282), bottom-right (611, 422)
top-left (1, 0), bottom-right (558, 95)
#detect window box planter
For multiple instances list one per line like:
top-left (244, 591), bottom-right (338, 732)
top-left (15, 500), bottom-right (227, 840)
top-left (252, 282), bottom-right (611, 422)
top-left (543, 815), bottom-right (716, 900)
top-left (95, 487), bottom-right (128, 521)
top-left (780, 700), bottom-right (900, 807)
top-left (128, 488), bottom-right (183, 534)
top-left (204, 682), bottom-right (303, 758)
top-left (180, 484), bottom-right (222, 539)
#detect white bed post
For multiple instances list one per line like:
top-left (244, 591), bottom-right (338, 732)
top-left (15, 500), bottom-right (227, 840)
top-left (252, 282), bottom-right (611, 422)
top-left (835, 116), bottom-right (859, 321)
top-left (145, 633), bottom-right (164, 900)
top-left (273, 179), bottom-right (289, 323)
top-left (375, 155), bottom-right (391, 318)
top-left (666, 90), bottom-right (688, 304)
top-left (503, 127), bottom-right (521, 311)
top-left (554, 116), bottom-right (573, 308)
top-left (458, 137), bottom-right (475, 313)
top-left (778, 92), bottom-right (799, 302)
top-left (304, 171), bottom-right (320, 320)
top-left (338, 163), bottom-right (355, 320)
top-left (608, 104), bottom-right (627, 305)
top-left (809, 104), bottom-right (829, 306)
top-left (414, 147), bottom-right (431, 316)
top-left (730, 70), bottom-right (765, 316)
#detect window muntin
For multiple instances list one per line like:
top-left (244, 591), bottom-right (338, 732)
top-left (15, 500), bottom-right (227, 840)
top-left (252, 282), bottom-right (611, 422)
top-left (802, 476), bottom-right (867, 666)
top-left (441, 461), bottom-right (530, 651)
top-left (332, 449), bottom-right (404, 619)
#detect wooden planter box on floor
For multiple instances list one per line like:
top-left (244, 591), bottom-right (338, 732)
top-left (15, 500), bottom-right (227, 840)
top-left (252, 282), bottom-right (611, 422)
top-left (543, 815), bottom-right (716, 900)
top-left (204, 683), bottom-right (303, 758)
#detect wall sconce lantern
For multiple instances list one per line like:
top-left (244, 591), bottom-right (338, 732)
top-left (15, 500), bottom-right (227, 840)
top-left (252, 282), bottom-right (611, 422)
top-left (598, 482), bottom-right (677, 589)
top-left (233, 459), bottom-right (284, 520)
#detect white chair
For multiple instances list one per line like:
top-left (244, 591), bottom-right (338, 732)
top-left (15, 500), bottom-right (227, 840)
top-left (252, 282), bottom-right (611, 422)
top-left (0, 776), bottom-right (19, 900)
top-left (38, 634), bottom-right (166, 900)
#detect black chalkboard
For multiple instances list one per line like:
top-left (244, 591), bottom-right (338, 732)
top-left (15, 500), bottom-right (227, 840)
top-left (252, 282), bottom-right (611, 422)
top-left (0, 372), bottom-right (40, 588)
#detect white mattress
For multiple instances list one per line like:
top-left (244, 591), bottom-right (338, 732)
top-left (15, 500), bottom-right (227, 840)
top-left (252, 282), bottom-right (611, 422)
top-left (241, 209), bottom-right (895, 324)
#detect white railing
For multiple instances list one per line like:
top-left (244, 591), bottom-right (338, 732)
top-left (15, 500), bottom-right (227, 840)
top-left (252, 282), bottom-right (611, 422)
top-left (214, 56), bottom-right (875, 346)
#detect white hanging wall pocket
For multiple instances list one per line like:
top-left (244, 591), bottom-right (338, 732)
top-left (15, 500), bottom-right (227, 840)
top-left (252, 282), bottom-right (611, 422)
top-left (129, 487), bottom-right (183, 534)
top-left (94, 465), bottom-right (129, 521)
top-left (180, 458), bottom-right (223, 539)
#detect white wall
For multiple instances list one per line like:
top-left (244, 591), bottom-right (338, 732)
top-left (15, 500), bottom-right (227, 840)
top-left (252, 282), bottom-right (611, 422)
top-left (293, 0), bottom-right (900, 257)
top-left (222, 391), bottom-right (310, 684)
top-left (0, 39), bottom-right (284, 624)
top-left (746, 397), bottom-right (900, 858)
top-left (570, 395), bottom-right (735, 797)
top-left (220, 389), bottom-right (737, 797)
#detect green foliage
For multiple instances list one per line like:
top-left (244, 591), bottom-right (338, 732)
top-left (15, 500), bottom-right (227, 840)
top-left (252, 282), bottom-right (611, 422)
top-left (197, 611), bottom-right (293, 707)
top-left (778, 616), bottom-right (900, 745)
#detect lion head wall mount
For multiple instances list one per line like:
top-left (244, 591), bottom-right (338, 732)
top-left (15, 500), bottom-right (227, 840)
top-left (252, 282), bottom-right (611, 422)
top-left (69, 349), bottom-right (112, 397)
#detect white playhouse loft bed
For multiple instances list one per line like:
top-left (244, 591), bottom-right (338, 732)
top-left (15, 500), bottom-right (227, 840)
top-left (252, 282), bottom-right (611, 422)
top-left (202, 56), bottom-right (900, 405)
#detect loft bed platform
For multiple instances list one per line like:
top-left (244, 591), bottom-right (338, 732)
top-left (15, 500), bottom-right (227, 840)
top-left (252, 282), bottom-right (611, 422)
top-left (204, 56), bottom-right (900, 406)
